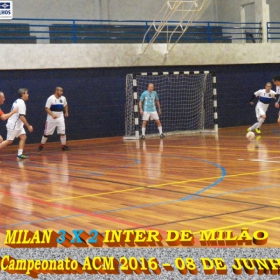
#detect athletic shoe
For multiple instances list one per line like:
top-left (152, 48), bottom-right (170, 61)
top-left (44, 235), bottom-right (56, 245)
top-left (160, 134), bottom-right (164, 138)
top-left (247, 128), bottom-right (251, 132)
top-left (62, 145), bottom-right (70, 151)
top-left (140, 135), bottom-right (145, 140)
top-left (17, 154), bottom-right (29, 160)
top-left (38, 145), bottom-right (44, 151)
top-left (255, 128), bottom-right (261, 134)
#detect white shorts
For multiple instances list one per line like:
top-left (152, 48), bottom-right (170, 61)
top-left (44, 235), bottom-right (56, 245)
top-left (44, 119), bottom-right (65, 135)
top-left (142, 111), bottom-right (159, 121)
top-left (255, 102), bottom-right (268, 119)
top-left (7, 128), bottom-right (26, 141)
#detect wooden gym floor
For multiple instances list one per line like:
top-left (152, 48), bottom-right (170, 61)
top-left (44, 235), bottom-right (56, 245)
top-left (1, 124), bottom-right (280, 247)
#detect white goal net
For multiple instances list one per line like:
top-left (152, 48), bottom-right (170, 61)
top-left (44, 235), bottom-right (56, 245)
top-left (124, 71), bottom-right (217, 140)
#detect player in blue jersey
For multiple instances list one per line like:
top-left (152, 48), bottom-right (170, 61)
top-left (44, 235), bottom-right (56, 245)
top-left (139, 83), bottom-right (163, 139)
top-left (247, 82), bottom-right (276, 134)
top-left (38, 87), bottom-right (69, 151)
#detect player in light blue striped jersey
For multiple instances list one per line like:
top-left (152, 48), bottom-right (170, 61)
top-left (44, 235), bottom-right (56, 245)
top-left (139, 83), bottom-right (164, 139)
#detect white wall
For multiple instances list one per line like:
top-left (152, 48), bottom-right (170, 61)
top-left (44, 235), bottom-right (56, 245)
top-left (12, 0), bottom-right (100, 19)
top-left (1, 43), bottom-right (280, 70)
top-left (217, 0), bottom-right (280, 22)
top-left (216, 0), bottom-right (242, 22)
top-left (6, 0), bottom-right (280, 23)
top-left (267, 0), bottom-right (280, 21)
top-left (107, 0), bottom-right (217, 22)
top-left (10, 0), bottom-right (217, 21)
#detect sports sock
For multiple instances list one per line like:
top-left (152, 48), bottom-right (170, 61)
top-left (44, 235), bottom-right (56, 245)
top-left (18, 149), bottom-right (23, 156)
top-left (60, 135), bottom-right (66, 145)
top-left (41, 135), bottom-right (48, 145)
top-left (250, 122), bottom-right (259, 130)
top-left (257, 118), bottom-right (265, 128)
top-left (142, 127), bottom-right (146, 136)
top-left (158, 126), bottom-right (163, 134)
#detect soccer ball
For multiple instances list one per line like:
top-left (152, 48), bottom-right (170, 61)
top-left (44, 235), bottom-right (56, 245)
top-left (246, 131), bottom-right (255, 140)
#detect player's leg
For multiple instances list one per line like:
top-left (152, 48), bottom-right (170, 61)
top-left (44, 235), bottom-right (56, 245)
top-left (0, 130), bottom-right (15, 150)
top-left (248, 105), bottom-right (264, 134)
top-left (60, 134), bottom-right (69, 150)
top-left (141, 112), bottom-right (150, 139)
top-left (141, 121), bottom-right (148, 139)
top-left (155, 119), bottom-right (164, 138)
top-left (278, 112), bottom-right (280, 125)
top-left (256, 115), bottom-right (266, 132)
top-left (38, 121), bottom-right (55, 151)
top-left (0, 139), bottom-right (13, 149)
top-left (254, 107), bottom-right (266, 133)
top-left (17, 128), bottom-right (28, 159)
top-left (57, 121), bottom-right (69, 151)
top-left (248, 116), bottom-right (265, 133)
top-left (0, 135), bottom-right (3, 143)
top-left (151, 112), bottom-right (164, 138)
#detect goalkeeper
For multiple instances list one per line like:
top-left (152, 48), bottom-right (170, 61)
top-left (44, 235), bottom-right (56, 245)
top-left (139, 83), bottom-right (164, 139)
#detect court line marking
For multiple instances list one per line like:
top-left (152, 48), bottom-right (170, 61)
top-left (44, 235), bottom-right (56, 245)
top-left (93, 157), bottom-right (226, 214)
top-left (2, 156), bottom-right (140, 178)
top-left (46, 157), bottom-right (226, 202)
top-left (0, 214), bottom-right (84, 229)
top-left (3, 184), bottom-right (279, 230)
top-left (145, 144), bottom-right (280, 152)
top-left (251, 159), bottom-right (280, 163)
top-left (128, 206), bottom-right (267, 230)
top-left (0, 187), bottom-right (162, 232)
top-left (93, 166), bottom-right (280, 215)
top-left (46, 167), bottom-right (280, 202)
top-left (192, 216), bottom-right (280, 235)
top-left (193, 183), bottom-right (280, 200)
top-left (1, 139), bottom-right (278, 230)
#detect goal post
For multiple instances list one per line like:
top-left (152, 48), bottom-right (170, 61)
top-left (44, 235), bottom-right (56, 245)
top-left (124, 71), bottom-right (217, 140)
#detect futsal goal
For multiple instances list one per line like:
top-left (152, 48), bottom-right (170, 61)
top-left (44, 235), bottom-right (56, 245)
top-left (124, 71), bottom-right (217, 140)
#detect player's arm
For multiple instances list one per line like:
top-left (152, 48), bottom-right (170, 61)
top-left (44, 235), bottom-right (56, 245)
top-left (155, 92), bottom-right (161, 115)
top-left (156, 99), bottom-right (162, 115)
top-left (0, 107), bottom-right (18, 121)
top-left (275, 93), bottom-right (280, 108)
top-left (139, 100), bottom-right (143, 115)
top-left (275, 95), bottom-right (280, 108)
top-left (64, 104), bottom-right (69, 117)
top-left (139, 93), bottom-right (144, 115)
top-left (249, 92), bottom-right (258, 105)
top-left (45, 107), bottom-right (57, 119)
top-left (19, 115), bottom-right (33, 132)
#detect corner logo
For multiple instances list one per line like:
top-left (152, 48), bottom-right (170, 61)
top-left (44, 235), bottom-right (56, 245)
top-left (0, 1), bottom-right (13, 19)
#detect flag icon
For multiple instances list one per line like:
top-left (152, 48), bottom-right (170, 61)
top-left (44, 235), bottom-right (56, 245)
top-left (0, 2), bottom-right (10, 9)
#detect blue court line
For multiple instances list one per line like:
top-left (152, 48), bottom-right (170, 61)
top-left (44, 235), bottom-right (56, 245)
top-left (93, 156), bottom-right (226, 215)
top-left (179, 158), bottom-right (226, 201)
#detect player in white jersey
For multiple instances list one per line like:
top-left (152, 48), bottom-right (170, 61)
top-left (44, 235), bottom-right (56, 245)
top-left (0, 91), bottom-right (18, 143)
top-left (248, 82), bottom-right (276, 134)
top-left (38, 87), bottom-right (69, 151)
top-left (273, 75), bottom-right (280, 124)
top-left (0, 88), bottom-right (33, 159)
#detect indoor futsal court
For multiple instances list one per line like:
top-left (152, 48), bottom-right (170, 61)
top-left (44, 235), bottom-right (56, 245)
top-left (1, 123), bottom-right (280, 246)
